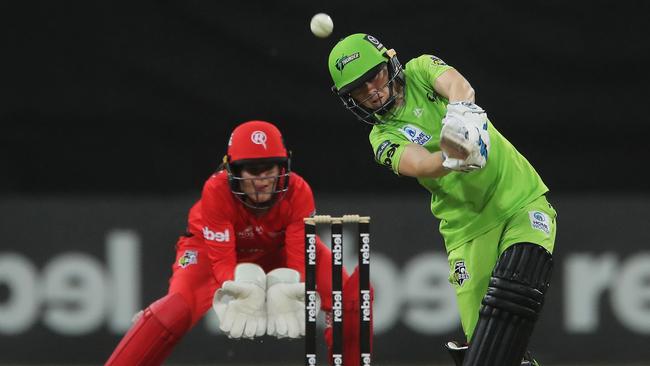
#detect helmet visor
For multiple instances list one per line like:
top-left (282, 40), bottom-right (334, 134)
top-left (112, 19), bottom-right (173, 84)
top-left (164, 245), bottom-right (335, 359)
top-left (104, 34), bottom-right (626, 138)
top-left (338, 63), bottom-right (404, 124)
top-left (228, 161), bottom-right (290, 209)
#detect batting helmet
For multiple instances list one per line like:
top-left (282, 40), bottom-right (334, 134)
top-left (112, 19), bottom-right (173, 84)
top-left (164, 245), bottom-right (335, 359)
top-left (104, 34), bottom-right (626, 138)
top-left (328, 33), bottom-right (405, 124)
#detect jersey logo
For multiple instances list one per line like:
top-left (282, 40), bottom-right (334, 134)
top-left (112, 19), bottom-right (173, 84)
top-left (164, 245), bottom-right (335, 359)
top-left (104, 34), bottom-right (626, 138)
top-left (413, 108), bottom-right (423, 118)
top-left (375, 140), bottom-right (400, 167)
top-left (453, 260), bottom-right (470, 286)
top-left (400, 125), bottom-right (431, 145)
top-left (529, 211), bottom-right (551, 235)
top-left (375, 140), bottom-right (391, 162)
top-left (203, 227), bottom-right (230, 242)
top-left (335, 52), bottom-right (360, 72)
top-left (178, 250), bottom-right (198, 268)
top-left (251, 131), bottom-right (267, 149)
top-left (237, 226), bottom-right (255, 239)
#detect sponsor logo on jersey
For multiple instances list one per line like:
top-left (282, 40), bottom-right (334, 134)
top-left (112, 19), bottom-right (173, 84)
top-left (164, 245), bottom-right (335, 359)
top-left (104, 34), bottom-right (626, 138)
top-left (453, 260), bottom-right (470, 286)
top-left (380, 142), bottom-right (401, 167)
top-left (375, 140), bottom-right (391, 162)
top-left (413, 108), bottom-right (423, 118)
top-left (237, 226), bottom-right (254, 239)
top-left (529, 211), bottom-right (551, 235)
top-left (400, 125), bottom-right (431, 146)
top-left (363, 35), bottom-right (384, 51)
top-left (178, 250), bottom-right (198, 268)
top-left (251, 131), bottom-right (267, 149)
top-left (335, 52), bottom-right (360, 72)
top-left (203, 226), bottom-right (230, 242)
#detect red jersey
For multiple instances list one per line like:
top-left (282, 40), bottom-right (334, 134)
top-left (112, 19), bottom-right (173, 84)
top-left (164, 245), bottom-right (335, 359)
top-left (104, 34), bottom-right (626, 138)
top-left (186, 170), bottom-right (316, 287)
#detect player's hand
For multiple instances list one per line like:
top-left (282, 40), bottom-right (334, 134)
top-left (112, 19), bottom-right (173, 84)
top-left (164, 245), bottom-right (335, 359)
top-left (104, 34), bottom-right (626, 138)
top-left (212, 263), bottom-right (267, 339)
top-left (440, 101), bottom-right (490, 172)
top-left (265, 268), bottom-right (314, 339)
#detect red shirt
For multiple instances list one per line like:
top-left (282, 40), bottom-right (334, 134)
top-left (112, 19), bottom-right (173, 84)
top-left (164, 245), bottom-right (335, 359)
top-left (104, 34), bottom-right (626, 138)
top-left (187, 170), bottom-right (316, 286)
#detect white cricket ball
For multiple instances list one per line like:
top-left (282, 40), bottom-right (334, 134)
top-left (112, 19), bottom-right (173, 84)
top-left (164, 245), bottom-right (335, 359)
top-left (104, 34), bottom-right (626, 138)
top-left (310, 13), bottom-right (333, 38)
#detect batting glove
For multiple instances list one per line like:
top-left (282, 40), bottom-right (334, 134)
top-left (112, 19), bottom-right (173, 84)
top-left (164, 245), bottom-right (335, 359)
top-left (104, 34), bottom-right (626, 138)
top-left (440, 101), bottom-right (490, 172)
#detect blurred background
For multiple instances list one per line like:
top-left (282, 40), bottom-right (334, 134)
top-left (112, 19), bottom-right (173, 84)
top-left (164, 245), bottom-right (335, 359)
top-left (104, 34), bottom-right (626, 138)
top-left (2, 0), bottom-right (649, 365)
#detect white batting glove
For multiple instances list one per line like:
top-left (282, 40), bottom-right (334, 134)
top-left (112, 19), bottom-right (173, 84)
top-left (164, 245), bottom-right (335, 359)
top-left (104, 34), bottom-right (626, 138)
top-left (440, 101), bottom-right (490, 172)
top-left (265, 268), bottom-right (315, 339)
top-left (212, 263), bottom-right (267, 339)
top-left (442, 152), bottom-right (483, 173)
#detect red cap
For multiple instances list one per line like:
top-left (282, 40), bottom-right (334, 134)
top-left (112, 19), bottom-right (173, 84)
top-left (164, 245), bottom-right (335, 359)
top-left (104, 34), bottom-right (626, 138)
top-left (227, 120), bottom-right (288, 163)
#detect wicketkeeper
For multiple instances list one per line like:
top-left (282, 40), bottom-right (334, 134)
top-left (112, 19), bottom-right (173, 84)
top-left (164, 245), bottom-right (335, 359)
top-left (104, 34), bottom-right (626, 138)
top-left (327, 33), bottom-right (557, 366)
top-left (105, 120), bottom-right (372, 366)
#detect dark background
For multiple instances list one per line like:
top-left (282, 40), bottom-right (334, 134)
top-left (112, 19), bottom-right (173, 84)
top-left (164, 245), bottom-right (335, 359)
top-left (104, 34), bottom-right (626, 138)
top-left (3, 0), bottom-right (649, 197)
top-left (2, 2), bottom-right (650, 365)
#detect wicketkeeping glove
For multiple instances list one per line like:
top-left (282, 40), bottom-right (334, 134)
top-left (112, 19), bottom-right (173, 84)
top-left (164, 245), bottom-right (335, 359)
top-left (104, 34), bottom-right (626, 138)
top-left (440, 101), bottom-right (490, 172)
top-left (212, 263), bottom-right (267, 339)
top-left (265, 268), bottom-right (316, 339)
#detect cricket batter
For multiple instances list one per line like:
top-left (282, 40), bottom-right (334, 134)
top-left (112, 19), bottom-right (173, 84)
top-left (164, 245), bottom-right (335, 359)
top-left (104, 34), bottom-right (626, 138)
top-left (327, 33), bottom-right (556, 366)
top-left (105, 120), bottom-right (370, 366)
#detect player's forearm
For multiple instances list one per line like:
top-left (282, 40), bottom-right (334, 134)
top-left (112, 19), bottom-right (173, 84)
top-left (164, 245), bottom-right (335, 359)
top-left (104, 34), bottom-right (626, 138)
top-left (415, 151), bottom-right (449, 178)
top-left (398, 145), bottom-right (450, 178)
top-left (447, 81), bottom-right (475, 103)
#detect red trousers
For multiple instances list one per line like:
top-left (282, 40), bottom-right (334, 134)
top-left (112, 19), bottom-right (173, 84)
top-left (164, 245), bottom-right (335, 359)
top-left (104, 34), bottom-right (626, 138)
top-left (105, 235), bottom-right (371, 366)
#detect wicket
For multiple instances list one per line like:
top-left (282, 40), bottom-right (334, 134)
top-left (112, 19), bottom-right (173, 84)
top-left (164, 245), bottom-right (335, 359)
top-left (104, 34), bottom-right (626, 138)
top-left (304, 214), bottom-right (371, 366)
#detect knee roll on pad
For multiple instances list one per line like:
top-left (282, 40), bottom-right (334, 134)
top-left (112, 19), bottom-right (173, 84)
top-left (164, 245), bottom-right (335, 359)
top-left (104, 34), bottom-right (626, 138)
top-left (463, 243), bottom-right (553, 366)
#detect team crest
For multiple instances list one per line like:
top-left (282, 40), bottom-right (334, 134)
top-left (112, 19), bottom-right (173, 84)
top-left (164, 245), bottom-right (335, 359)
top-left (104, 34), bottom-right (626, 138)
top-left (453, 260), bottom-right (470, 286)
top-left (251, 131), bottom-right (267, 149)
top-left (178, 250), bottom-right (198, 268)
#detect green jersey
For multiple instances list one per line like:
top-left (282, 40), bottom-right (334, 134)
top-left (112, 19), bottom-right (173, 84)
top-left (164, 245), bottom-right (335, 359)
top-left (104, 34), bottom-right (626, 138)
top-left (370, 54), bottom-right (548, 251)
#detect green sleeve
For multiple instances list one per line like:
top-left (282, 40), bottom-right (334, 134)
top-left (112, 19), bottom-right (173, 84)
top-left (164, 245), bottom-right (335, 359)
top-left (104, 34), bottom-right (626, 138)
top-left (409, 54), bottom-right (453, 90)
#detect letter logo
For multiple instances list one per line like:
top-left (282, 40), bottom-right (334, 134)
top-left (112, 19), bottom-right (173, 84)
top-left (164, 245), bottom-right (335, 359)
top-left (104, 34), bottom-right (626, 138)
top-left (251, 131), bottom-right (267, 149)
